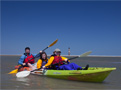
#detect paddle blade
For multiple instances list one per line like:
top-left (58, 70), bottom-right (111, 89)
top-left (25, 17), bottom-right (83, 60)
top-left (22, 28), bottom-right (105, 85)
top-left (8, 69), bottom-right (18, 74)
top-left (16, 71), bottom-right (30, 78)
top-left (48, 39), bottom-right (58, 47)
top-left (79, 51), bottom-right (92, 57)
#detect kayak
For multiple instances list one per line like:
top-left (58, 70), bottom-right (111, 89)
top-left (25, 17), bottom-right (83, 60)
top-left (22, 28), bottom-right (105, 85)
top-left (14, 65), bottom-right (33, 71)
top-left (31, 67), bottom-right (116, 82)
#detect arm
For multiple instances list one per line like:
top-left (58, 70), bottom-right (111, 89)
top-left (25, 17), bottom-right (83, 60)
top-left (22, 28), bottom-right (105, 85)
top-left (32, 53), bottom-right (40, 58)
top-left (18, 55), bottom-right (25, 65)
top-left (32, 50), bottom-right (43, 58)
top-left (61, 56), bottom-right (68, 61)
top-left (61, 56), bottom-right (70, 63)
top-left (37, 59), bottom-right (42, 69)
top-left (44, 56), bottom-right (54, 67)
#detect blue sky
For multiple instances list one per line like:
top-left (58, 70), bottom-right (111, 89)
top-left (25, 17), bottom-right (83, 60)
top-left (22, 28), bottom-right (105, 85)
top-left (1, 1), bottom-right (121, 55)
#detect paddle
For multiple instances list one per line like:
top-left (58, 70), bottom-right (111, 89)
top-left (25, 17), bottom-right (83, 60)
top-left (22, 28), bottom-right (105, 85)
top-left (16, 51), bottom-right (92, 78)
top-left (8, 39), bottom-right (58, 74)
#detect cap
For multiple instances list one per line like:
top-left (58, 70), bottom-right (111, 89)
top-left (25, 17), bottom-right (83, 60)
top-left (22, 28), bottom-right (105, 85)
top-left (54, 48), bottom-right (61, 52)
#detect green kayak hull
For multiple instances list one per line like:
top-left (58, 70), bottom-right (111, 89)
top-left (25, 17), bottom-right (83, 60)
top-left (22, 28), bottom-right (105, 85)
top-left (32, 67), bottom-right (116, 82)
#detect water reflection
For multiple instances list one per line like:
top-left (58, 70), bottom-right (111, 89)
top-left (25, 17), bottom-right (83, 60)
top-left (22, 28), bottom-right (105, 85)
top-left (16, 77), bottom-right (30, 82)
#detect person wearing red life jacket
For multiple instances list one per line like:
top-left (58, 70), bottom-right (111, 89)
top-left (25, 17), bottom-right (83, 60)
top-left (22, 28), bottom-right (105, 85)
top-left (41, 49), bottom-right (89, 70)
top-left (18, 47), bottom-right (41, 70)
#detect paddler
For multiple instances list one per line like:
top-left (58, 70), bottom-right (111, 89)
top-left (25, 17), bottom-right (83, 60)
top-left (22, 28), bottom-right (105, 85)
top-left (16, 47), bottom-right (41, 70)
top-left (37, 52), bottom-right (49, 69)
top-left (41, 49), bottom-right (89, 70)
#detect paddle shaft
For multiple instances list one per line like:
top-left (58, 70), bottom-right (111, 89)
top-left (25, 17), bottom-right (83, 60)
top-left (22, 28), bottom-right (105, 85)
top-left (42, 47), bottom-right (48, 52)
top-left (68, 56), bottom-right (79, 60)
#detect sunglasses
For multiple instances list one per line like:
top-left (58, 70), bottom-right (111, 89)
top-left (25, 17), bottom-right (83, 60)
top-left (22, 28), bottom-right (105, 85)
top-left (56, 51), bottom-right (61, 53)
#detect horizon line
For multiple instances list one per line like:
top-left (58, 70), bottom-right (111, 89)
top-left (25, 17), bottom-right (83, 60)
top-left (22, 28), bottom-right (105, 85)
top-left (0, 54), bottom-right (121, 57)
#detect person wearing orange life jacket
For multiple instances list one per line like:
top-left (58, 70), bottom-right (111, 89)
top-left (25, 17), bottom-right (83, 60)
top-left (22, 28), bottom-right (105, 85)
top-left (37, 52), bottom-right (49, 69)
top-left (42, 49), bottom-right (88, 70)
top-left (18, 47), bottom-right (41, 70)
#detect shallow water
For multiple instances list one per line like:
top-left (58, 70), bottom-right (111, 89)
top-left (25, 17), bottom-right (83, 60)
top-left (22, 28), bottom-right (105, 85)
top-left (1, 56), bottom-right (121, 89)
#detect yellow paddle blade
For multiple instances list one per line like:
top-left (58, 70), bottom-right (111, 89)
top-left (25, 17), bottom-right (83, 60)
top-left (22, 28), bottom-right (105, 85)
top-left (48, 39), bottom-right (58, 47)
top-left (8, 69), bottom-right (18, 74)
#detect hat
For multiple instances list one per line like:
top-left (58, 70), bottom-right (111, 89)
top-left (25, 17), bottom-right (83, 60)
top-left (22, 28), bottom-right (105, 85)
top-left (54, 48), bottom-right (61, 52)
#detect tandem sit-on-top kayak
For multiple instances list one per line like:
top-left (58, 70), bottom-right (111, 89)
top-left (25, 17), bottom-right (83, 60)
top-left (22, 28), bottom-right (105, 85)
top-left (30, 67), bottom-right (116, 82)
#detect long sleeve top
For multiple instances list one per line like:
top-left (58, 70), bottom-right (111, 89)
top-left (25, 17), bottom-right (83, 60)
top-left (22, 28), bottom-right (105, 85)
top-left (37, 59), bottom-right (48, 69)
top-left (18, 53), bottom-right (40, 65)
top-left (44, 56), bottom-right (67, 67)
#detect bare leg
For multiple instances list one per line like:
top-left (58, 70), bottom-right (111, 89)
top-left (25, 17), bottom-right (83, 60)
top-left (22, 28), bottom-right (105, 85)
top-left (28, 63), bottom-right (36, 70)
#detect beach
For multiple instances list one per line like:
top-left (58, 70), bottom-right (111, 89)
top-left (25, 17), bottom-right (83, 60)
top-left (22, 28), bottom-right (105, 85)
top-left (1, 55), bottom-right (121, 90)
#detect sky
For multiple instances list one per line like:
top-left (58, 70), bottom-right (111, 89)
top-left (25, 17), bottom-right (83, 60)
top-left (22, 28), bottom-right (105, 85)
top-left (1, 1), bottom-right (121, 56)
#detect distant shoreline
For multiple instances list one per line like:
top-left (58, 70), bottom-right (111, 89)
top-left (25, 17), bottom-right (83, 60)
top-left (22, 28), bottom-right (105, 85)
top-left (0, 55), bottom-right (121, 57)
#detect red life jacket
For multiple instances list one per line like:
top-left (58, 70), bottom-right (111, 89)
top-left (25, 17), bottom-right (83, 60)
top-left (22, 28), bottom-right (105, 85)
top-left (52, 56), bottom-right (64, 65)
top-left (24, 54), bottom-right (35, 64)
